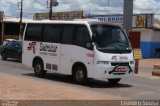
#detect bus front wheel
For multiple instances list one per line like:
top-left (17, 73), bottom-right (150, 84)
top-left (73, 66), bottom-right (87, 84)
top-left (107, 78), bottom-right (121, 85)
top-left (34, 60), bottom-right (46, 77)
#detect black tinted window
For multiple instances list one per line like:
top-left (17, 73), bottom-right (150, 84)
top-left (74, 25), bottom-right (91, 48)
top-left (6, 41), bottom-right (14, 47)
top-left (43, 24), bottom-right (62, 43)
top-left (25, 24), bottom-right (43, 41)
top-left (14, 42), bottom-right (22, 48)
top-left (62, 25), bottom-right (74, 44)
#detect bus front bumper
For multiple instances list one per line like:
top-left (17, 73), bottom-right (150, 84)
top-left (89, 65), bottom-right (134, 79)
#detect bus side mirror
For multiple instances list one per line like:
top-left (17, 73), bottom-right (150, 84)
top-left (92, 34), bottom-right (96, 42)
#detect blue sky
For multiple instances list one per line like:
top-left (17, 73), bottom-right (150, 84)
top-left (0, 0), bottom-right (160, 19)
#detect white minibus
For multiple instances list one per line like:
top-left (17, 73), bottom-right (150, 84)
top-left (22, 19), bottom-right (134, 84)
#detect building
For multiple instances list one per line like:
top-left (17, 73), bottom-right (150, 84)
top-left (0, 16), bottom-right (32, 44)
top-left (34, 11), bottom-right (83, 20)
top-left (135, 25), bottom-right (160, 58)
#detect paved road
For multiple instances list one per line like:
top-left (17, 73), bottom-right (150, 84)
top-left (0, 58), bottom-right (160, 100)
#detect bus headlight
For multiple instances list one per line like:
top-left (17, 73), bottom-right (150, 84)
top-left (97, 61), bottom-right (110, 65)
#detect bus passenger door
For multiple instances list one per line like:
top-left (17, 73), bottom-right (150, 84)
top-left (59, 25), bottom-right (93, 75)
top-left (42, 24), bottom-right (62, 72)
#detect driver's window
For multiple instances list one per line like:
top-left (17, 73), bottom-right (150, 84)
top-left (74, 25), bottom-right (92, 49)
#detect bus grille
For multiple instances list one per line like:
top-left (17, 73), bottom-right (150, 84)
top-left (111, 62), bottom-right (129, 66)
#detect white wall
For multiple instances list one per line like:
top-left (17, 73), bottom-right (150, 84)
top-left (140, 29), bottom-right (152, 42)
top-left (132, 29), bottom-right (160, 42)
top-left (152, 30), bottom-right (160, 42)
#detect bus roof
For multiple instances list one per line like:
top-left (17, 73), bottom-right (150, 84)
top-left (26, 19), bottom-right (120, 27)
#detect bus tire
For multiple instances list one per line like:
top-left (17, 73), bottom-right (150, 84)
top-left (34, 60), bottom-right (46, 77)
top-left (1, 52), bottom-right (7, 60)
top-left (73, 65), bottom-right (87, 84)
top-left (107, 78), bottom-right (121, 85)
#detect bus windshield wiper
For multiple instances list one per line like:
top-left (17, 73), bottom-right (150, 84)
top-left (107, 43), bottom-right (122, 53)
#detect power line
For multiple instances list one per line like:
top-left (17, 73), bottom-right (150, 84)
top-left (34, 0), bottom-right (48, 8)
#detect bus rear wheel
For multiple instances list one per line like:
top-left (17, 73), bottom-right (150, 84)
top-left (108, 78), bottom-right (121, 85)
top-left (73, 66), bottom-right (87, 84)
top-left (34, 60), bottom-right (46, 77)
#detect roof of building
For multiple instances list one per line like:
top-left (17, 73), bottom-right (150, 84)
top-left (3, 17), bottom-right (33, 23)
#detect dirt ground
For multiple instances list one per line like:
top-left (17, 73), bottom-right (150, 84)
top-left (0, 59), bottom-right (160, 100)
top-left (139, 58), bottom-right (160, 68)
top-left (137, 59), bottom-right (160, 79)
top-left (0, 73), bottom-right (123, 100)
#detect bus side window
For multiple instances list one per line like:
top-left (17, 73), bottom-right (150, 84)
top-left (43, 24), bottom-right (62, 43)
top-left (25, 24), bottom-right (43, 41)
top-left (74, 25), bottom-right (92, 49)
top-left (62, 25), bottom-right (74, 44)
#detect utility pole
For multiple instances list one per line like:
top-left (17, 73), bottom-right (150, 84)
top-left (49, 0), bottom-right (53, 20)
top-left (49, 0), bottom-right (59, 20)
top-left (18, 0), bottom-right (23, 40)
top-left (0, 11), bottom-right (4, 44)
top-left (123, 0), bottom-right (133, 32)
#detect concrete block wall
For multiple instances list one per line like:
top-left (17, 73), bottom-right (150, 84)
top-left (140, 29), bottom-right (160, 58)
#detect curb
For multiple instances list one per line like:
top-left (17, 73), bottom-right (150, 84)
top-left (152, 64), bottom-right (160, 76)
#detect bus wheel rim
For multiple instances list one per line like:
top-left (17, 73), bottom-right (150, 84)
top-left (76, 70), bottom-right (84, 81)
top-left (35, 63), bottom-right (42, 73)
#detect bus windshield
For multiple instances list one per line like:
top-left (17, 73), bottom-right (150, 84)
top-left (91, 24), bottom-right (132, 53)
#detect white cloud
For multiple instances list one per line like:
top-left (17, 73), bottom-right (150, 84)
top-left (134, 0), bottom-right (160, 19)
top-left (0, 0), bottom-right (160, 19)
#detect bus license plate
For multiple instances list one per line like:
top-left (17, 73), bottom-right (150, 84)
top-left (115, 66), bottom-right (128, 72)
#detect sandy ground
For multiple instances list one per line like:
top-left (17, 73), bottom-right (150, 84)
top-left (0, 73), bottom-right (123, 100)
top-left (0, 59), bottom-right (160, 100)
top-left (139, 59), bottom-right (160, 68)
top-left (136, 59), bottom-right (160, 79)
